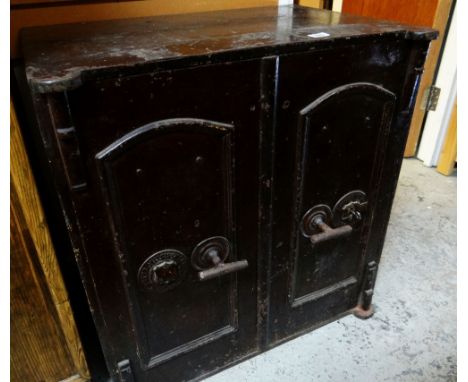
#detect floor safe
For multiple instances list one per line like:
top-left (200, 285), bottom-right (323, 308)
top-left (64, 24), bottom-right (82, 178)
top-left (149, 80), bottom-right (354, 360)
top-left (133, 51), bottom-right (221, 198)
top-left (19, 5), bottom-right (436, 382)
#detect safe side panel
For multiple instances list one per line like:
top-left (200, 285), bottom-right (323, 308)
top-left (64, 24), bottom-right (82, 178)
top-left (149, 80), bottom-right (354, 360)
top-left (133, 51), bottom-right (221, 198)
top-left (65, 61), bottom-right (263, 381)
top-left (269, 40), bottom-right (411, 344)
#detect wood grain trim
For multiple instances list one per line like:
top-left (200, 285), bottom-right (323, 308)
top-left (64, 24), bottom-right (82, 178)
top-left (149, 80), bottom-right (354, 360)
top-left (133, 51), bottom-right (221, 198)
top-left (11, 101), bottom-right (67, 304)
top-left (10, 100), bottom-right (90, 380)
top-left (342, 0), bottom-right (438, 27)
top-left (11, 187), bottom-right (76, 381)
top-left (297, 0), bottom-right (324, 9)
top-left (11, 0), bottom-right (76, 8)
top-left (59, 374), bottom-right (89, 382)
top-left (436, 100), bottom-right (456, 175)
top-left (404, 0), bottom-right (453, 156)
top-left (10, 0), bottom-right (277, 57)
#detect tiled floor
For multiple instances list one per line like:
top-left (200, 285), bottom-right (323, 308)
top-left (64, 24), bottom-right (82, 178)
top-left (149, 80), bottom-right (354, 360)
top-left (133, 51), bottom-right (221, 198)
top-left (206, 159), bottom-right (457, 382)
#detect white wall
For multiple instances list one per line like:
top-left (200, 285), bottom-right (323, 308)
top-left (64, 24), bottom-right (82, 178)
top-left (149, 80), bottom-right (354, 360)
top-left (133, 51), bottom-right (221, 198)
top-left (417, 3), bottom-right (457, 166)
top-left (332, 0), bottom-right (343, 12)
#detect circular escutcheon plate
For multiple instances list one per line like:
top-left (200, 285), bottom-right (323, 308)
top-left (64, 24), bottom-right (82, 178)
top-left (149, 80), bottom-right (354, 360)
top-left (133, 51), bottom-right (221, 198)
top-left (332, 190), bottom-right (367, 228)
top-left (300, 204), bottom-right (332, 237)
top-left (191, 236), bottom-right (230, 271)
top-left (138, 249), bottom-right (188, 292)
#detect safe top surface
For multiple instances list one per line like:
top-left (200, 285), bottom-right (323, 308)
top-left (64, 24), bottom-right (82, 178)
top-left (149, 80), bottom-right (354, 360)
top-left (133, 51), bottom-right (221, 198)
top-left (21, 5), bottom-right (436, 93)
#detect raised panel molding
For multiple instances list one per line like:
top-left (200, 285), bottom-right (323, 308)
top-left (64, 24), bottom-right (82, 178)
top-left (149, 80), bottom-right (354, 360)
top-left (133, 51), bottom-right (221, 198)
top-left (95, 118), bottom-right (234, 161)
top-left (290, 83), bottom-right (396, 307)
top-left (95, 118), bottom-right (238, 368)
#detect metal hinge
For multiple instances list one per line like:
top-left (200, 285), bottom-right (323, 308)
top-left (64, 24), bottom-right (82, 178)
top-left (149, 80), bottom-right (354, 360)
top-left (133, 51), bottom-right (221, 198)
top-left (116, 359), bottom-right (134, 382)
top-left (361, 261), bottom-right (378, 311)
top-left (421, 85), bottom-right (441, 111)
top-left (352, 260), bottom-right (378, 319)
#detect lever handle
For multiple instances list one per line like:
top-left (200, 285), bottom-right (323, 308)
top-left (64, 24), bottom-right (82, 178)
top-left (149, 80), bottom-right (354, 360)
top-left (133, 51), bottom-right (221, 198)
top-left (308, 215), bottom-right (352, 245)
top-left (198, 259), bottom-right (249, 281)
top-left (191, 236), bottom-right (248, 281)
top-left (301, 204), bottom-right (353, 246)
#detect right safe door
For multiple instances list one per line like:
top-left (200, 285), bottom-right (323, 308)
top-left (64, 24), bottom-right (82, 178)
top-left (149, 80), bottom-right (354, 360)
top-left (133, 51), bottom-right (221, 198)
top-left (269, 42), bottom-right (404, 345)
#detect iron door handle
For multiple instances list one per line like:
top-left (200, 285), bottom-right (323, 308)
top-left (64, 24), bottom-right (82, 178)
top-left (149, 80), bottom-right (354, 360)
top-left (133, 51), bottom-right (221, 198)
top-left (301, 204), bottom-right (352, 246)
top-left (308, 215), bottom-right (352, 245)
top-left (197, 251), bottom-right (248, 281)
top-left (191, 236), bottom-right (248, 281)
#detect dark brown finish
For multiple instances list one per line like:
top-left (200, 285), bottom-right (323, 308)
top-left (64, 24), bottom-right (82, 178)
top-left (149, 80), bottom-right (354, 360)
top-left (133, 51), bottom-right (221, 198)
top-left (21, 5), bottom-right (436, 93)
top-left (19, 5), bottom-right (435, 381)
top-left (10, 0), bottom-right (277, 57)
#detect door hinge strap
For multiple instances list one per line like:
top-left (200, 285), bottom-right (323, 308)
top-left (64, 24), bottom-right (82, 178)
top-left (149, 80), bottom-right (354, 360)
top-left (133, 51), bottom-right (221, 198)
top-left (361, 261), bottom-right (378, 310)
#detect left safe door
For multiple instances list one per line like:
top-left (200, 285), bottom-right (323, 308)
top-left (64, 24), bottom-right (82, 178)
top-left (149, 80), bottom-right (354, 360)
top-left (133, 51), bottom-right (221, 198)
top-left (61, 61), bottom-right (263, 381)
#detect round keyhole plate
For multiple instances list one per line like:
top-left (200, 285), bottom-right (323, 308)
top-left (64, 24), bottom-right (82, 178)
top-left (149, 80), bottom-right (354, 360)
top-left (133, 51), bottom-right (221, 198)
top-left (138, 249), bottom-right (188, 292)
top-left (332, 190), bottom-right (368, 228)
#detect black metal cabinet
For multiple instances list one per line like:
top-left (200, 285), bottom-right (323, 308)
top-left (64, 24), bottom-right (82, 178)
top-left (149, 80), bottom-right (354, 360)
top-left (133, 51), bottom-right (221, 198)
top-left (20, 5), bottom-right (435, 382)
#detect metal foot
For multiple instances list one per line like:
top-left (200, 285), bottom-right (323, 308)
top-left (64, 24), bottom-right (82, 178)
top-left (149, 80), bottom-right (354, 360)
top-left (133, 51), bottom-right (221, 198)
top-left (352, 304), bottom-right (375, 320)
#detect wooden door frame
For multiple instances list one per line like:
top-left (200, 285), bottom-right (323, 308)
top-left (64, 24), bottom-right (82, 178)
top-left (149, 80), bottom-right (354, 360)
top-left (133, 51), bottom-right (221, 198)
top-left (338, 0), bottom-right (454, 157)
top-left (436, 100), bottom-right (457, 175)
top-left (11, 100), bottom-right (90, 381)
top-left (404, 0), bottom-right (454, 157)
top-left (417, 1), bottom-right (457, 166)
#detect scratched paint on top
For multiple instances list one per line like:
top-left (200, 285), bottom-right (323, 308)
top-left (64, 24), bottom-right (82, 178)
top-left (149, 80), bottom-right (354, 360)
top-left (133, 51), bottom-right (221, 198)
top-left (21, 5), bottom-right (436, 93)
